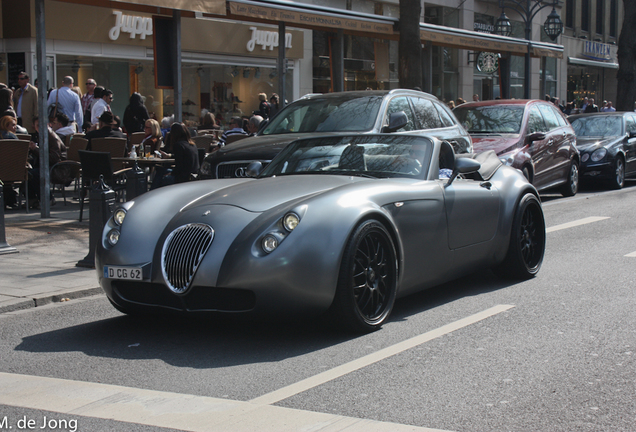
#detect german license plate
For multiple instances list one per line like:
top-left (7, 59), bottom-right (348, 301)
top-left (104, 266), bottom-right (142, 280)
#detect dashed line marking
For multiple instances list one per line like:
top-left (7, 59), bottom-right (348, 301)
top-left (546, 216), bottom-right (610, 233)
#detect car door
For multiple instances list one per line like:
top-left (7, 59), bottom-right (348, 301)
top-left (624, 115), bottom-right (636, 174)
top-left (537, 103), bottom-right (567, 185)
top-left (442, 178), bottom-right (500, 250)
top-left (525, 105), bottom-right (551, 189)
top-left (409, 96), bottom-right (471, 153)
top-left (384, 96), bottom-right (416, 132)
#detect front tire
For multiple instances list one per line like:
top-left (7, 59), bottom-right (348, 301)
top-left (496, 194), bottom-right (546, 279)
top-left (331, 220), bottom-right (398, 333)
top-left (609, 157), bottom-right (625, 189)
top-left (560, 161), bottom-right (579, 197)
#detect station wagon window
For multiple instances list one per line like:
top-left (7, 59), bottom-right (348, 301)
top-left (435, 103), bottom-right (455, 127)
top-left (554, 109), bottom-right (568, 127)
top-left (537, 104), bottom-right (560, 130)
top-left (625, 116), bottom-right (636, 135)
top-left (409, 97), bottom-right (443, 129)
top-left (386, 97), bottom-right (415, 131)
top-left (527, 106), bottom-right (547, 133)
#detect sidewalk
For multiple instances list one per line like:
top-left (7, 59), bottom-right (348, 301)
top-left (0, 197), bottom-right (103, 314)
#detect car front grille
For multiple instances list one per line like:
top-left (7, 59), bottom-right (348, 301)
top-left (161, 223), bottom-right (214, 294)
top-left (216, 161), bottom-right (270, 178)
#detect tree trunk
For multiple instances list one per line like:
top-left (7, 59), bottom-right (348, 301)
top-left (398, 0), bottom-right (422, 90)
top-left (616, 0), bottom-right (636, 111)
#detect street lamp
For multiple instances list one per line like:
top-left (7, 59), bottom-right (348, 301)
top-left (494, 0), bottom-right (563, 99)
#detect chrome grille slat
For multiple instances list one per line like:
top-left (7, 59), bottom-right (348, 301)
top-left (161, 223), bottom-right (214, 294)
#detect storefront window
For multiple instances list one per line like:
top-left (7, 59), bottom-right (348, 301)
top-left (312, 31), bottom-right (398, 93)
top-left (567, 66), bottom-right (599, 106)
top-left (56, 55), bottom-right (287, 130)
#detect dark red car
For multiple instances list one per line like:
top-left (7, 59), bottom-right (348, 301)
top-left (454, 99), bottom-right (580, 196)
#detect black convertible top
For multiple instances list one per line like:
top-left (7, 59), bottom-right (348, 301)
top-left (457, 150), bottom-right (502, 181)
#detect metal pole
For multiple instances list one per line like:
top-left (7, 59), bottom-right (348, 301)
top-left (0, 187), bottom-right (18, 255)
top-left (35, 0), bottom-right (50, 217)
top-left (524, 7), bottom-right (531, 100)
top-left (172, 10), bottom-right (182, 123)
top-left (278, 22), bottom-right (286, 108)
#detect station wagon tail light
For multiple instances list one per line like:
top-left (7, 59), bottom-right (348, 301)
top-left (113, 208), bottom-right (127, 226)
top-left (591, 148), bottom-right (607, 162)
top-left (283, 212), bottom-right (300, 231)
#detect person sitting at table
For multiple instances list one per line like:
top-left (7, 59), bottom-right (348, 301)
top-left (84, 111), bottom-right (126, 150)
top-left (138, 118), bottom-right (162, 155)
top-left (151, 122), bottom-right (199, 189)
top-left (0, 114), bottom-right (18, 139)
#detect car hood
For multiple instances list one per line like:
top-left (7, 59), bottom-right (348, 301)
top-left (187, 175), bottom-right (366, 212)
top-left (575, 136), bottom-right (621, 152)
top-left (470, 135), bottom-right (521, 155)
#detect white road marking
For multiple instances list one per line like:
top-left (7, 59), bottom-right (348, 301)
top-left (625, 251), bottom-right (636, 257)
top-left (250, 304), bottom-right (515, 405)
top-left (0, 372), bottom-right (451, 432)
top-left (546, 216), bottom-right (610, 233)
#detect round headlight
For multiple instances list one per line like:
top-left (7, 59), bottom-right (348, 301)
top-left (107, 229), bottom-right (120, 246)
top-left (581, 153), bottom-right (589, 163)
top-left (283, 213), bottom-right (300, 232)
top-left (591, 148), bottom-right (607, 162)
top-left (113, 208), bottom-right (127, 226)
top-left (262, 235), bottom-right (279, 253)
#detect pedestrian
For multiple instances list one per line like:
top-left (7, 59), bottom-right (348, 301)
top-left (46, 76), bottom-right (83, 132)
top-left (257, 93), bottom-right (270, 119)
top-left (123, 92), bottom-right (150, 135)
top-left (81, 79), bottom-right (96, 131)
top-left (13, 72), bottom-right (38, 133)
top-left (91, 89), bottom-right (114, 127)
top-left (269, 93), bottom-right (280, 118)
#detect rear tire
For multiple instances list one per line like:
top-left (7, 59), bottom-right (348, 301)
top-left (330, 220), bottom-right (398, 333)
top-left (495, 194), bottom-right (546, 279)
top-left (560, 161), bottom-right (579, 197)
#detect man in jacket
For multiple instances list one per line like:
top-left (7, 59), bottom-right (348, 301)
top-left (13, 72), bottom-right (38, 133)
top-left (47, 76), bottom-right (83, 130)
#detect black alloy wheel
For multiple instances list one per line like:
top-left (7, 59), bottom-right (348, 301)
top-left (610, 157), bottom-right (625, 189)
top-left (331, 220), bottom-right (398, 333)
top-left (495, 193), bottom-right (546, 279)
top-left (560, 161), bottom-right (579, 197)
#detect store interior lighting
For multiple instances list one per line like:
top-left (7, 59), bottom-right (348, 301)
top-left (231, 67), bottom-right (239, 77)
top-left (134, 63), bottom-right (144, 74)
top-left (269, 70), bottom-right (277, 79)
top-left (71, 60), bottom-right (80, 73)
top-left (254, 67), bottom-right (261, 79)
top-left (243, 68), bottom-right (250, 78)
top-left (196, 65), bottom-right (204, 77)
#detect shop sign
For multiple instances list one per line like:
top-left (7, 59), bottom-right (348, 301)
top-left (229, 2), bottom-right (394, 35)
top-left (247, 27), bottom-right (292, 52)
top-left (109, 11), bottom-right (153, 41)
top-left (477, 52), bottom-right (498, 73)
top-left (582, 41), bottom-right (611, 61)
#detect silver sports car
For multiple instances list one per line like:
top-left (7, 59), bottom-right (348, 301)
top-left (96, 134), bottom-right (546, 332)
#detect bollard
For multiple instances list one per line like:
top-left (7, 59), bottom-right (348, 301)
top-left (77, 175), bottom-right (116, 268)
top-left (0, 186), bottom-right (18, 255)
top-left (125, 160), bottom-right (148, 201)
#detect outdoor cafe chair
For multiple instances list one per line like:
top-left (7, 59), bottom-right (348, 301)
top-left (0, 140), bottom-right (30, 212)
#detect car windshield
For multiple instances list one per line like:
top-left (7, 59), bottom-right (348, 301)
top-left (453, 105), bottom-right (525, 134)
top-left (260, 95), bottom-right (383, 135)
top-left (570, 116), bottom-right (623, 137)
top-left (260, 135), bottom-right (432, 179)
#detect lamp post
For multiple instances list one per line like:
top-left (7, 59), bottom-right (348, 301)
top-left (494, 0), bottom-right (563, 99)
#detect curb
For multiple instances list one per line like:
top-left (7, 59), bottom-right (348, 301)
top-left (0, 287), bottom-right (104, 315)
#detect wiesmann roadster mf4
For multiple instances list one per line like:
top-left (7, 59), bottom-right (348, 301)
top-left (96, 134), bottom-right (546, 332)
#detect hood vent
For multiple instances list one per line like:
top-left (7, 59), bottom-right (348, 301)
top-left (161, 223), bottom-right (214, 294)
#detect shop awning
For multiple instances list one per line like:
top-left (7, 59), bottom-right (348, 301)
top-left (111, 0), bottom-right (225, 15)
top-left (226, 0), bottom-right (396, 35)
top-left (420, 23), bottom-right (563, 59)
top-left (568, 57), bottom-right (619, 69)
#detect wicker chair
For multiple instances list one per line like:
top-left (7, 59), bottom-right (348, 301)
top-left (192, 135), bottom-right (216, 152)
top-left (0, 140), bottom-right (31, 211)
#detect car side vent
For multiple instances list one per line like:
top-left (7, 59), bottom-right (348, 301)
top-left (161, 223), bottom-right (214, 294)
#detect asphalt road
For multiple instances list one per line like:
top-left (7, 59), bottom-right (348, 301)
top-left (1, 182), bottom-right (635, 432)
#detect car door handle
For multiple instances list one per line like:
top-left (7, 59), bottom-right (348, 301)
top-left (480, 181), bottom-right (492, 189)
top-left (563, 131), bottom-right (567, 138)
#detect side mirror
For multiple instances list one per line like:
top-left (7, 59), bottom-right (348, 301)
top-left (527, 132), bottom-right (546, 144)
top-left (628, 131), bottom-right (636, 138)
top-left (246, 161), bottom-right (263, 178)
top-left (381, 111), bottom-right (408, 133)
top-left (445, 157), bottom-right (481, 187)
